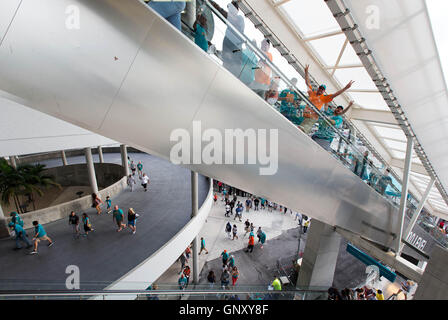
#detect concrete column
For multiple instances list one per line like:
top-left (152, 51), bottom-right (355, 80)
top-left (98, 146), bottom-right (104, 163)
top-left (398, 178), bottom-right (435, 256)
top-left (396, 137), bottom-right (413, 253)
top-left (120, 144), bottom-right (129, 177)
top-left (297, 219), bottom-right (342, 290)
top-left (0, 204), bottom-right (10, 238)
top-left (85, 147), bottom-right (98, 195)
top-left (61, 150), bottom-right (68, 166)
top-left (191, 171), bottom-right (199, 285)
top-left (9, 156), bottom-right (17, 168)
top-left (414, 245), bottom-right (448, 299)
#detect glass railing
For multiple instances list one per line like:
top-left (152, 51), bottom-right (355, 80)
top-left (0, 282), bottom-right (328, 300)
top-left (178, 0), bottom-right (419, 217)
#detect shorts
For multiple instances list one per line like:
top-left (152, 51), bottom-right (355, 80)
top-left (35, 235), bottom-right (50, 242)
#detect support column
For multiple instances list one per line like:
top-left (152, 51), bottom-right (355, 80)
top-left (191, 171), bottom-right (199, 285)
top-left (396, 137), bottom-right (413, 254)
top-left (414, 245), bottom-right (448, 299)
top-left (9, 156), bottom-right (17, 168)
top-left (398, 178), bottom-right (435, 256)
top-left (98, 146), bottom-right (104, 163)
top-left (297, 219), bottom-right (342, 291)
top-left (0, 204), bottom-right (10, 238)
top-left (61, 150), bottom-right (68, 166)
top-left (85, 147), bottom-right (98, 195)
top-left (120, 144), bottom-right (129, 177)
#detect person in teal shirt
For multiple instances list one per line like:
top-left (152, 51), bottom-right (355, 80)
top-left (8, 222), bottom-right (32, 250)
top-left (312, 102), bottom-right (353, 151)
top-left (113, 205), bottom-right (126, 232)
top-left (137, 161), bottom-right (144, 180)
top-left (378, 168), bottom-right (393, 196)
top-left (240, 41), bottom-right (258, 85)
top-left (10, 212), bottom-right (24, 227)
top-left (31, 220), bottom-right (53, 254)
top-left (194, 14), bottom-right (209, 53)
top-left (278, 78), bottom-right (304, 125)
top-left (259, 231), bottom-right (266, 249)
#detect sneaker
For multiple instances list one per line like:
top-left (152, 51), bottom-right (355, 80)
top-left (48, 242), bottom-right (54, 247)
top-left (30, 251), bottom-right (38, 255)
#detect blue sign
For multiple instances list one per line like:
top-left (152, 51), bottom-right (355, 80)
top-left (346, 243), bottom-right (397, 283)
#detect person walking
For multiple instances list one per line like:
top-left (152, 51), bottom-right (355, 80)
top-left (68, 211), bottom-right (80, 239)
top-left (199, 237), bottom-right (209, 255)
top-left (220, 269), bottom-right (230, 289)
top-left (303, 219), bottom-right (310, 234)
top-left (228, 255), bottom-right (235, 269)
top-left (244, 219), bottom-right (251, 237)
top-left (130, 161), bottom-right (137, 176)
top-left (225, 203), bottom-right (231, 217)
top-left (259, 230), bottom-right (266, 249)
top-left (207, 270), bottom-right (216, 289)
top-left (82, 213), bottom-right (93, 236)
top-left (231, 266), bottom-right (239, 286)
top-left (178, 273), bottom-right (188, 290)
top-left (137, 161), bottom-right (144, 179)
top-left (112, 205), bottom-right (126, 232)
top-left (225, 222), bottom-right (232, 239)
top-left (221, 249), bottom-right (229, 265)
top-left (8, 222), bottom-right (32, 250)
top-left (10, 212), bottom-right (24, 227)
top-left (256, 227), bottom-right (262, 243)
top-left (105, 196), bottom-right (112, 214)
top-left (127, 174), bottom-right (136, 192)
top-left (91, 193), bottom-right (103, 215)
top-left (141, 173), bottom-right (150, 192)
top-left (179, 252), bottom-right (188, 272)
top-left (234, 205), bottom-right (243, 222)
top-left (246, 232), bottom-right (255, 253)
top-left (30, 221), bottom-right (53, 255)
top-left (127, 208), bottom-right (138, 234)
top-left (254, 198), bottom-right (259, 211)
top-left (232, 224), bottom-right (238, 240)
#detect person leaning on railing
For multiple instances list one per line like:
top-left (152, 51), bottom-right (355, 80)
top-left (301, 64), bottom-right (354, 135)
top-left (311, 101), bottom-right (353, 151)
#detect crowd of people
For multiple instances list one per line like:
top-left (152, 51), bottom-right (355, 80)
top-left (8, 157), bottom-right (147, 253)
top-left (144, 0), bottom-right (401, 205)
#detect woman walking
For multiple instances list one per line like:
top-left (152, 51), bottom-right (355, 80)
top-left (91, 193), bottom-right (103, 215)
top-left (231, 266), bottom-right (239, 286)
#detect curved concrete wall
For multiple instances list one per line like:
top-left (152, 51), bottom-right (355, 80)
top-left (102, 178), bottom-right (213, 299)
top-left (44, 163), bottom-right (124, 189)
top-left (6, 176), bottom-right (127, 230)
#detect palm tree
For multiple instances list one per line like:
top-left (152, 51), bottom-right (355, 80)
top-left (0, 159), bottom-right (61, 213)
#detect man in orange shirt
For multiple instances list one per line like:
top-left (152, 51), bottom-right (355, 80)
top-left (300, 64), bottom-right (354, 134)
top-left (252, 39), bottom-right (273, 99)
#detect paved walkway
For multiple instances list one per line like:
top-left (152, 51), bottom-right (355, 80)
top-left (0, 152), bottom-right (208, 291)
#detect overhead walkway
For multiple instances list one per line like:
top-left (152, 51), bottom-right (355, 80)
top-left (0, 0), bottom-right (405, 249)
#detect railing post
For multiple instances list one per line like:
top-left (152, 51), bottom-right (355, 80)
top-left (396, 136), bottom-right (413, 254)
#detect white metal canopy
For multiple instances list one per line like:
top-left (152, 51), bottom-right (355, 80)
top-left (263, 0), bottom-right (448, 217)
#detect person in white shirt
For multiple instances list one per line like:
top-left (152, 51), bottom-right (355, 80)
top-left (127, 174), bottom-right (136, 192)
top-left (141, 173), bottom-right (150, 192)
